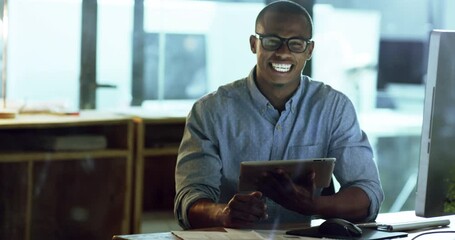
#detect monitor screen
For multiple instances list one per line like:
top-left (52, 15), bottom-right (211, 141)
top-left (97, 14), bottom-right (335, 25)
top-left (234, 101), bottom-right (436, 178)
top-left (415, 29), bottom-right (455, 217)
top-left (377, 40), bottom-right (427, 90)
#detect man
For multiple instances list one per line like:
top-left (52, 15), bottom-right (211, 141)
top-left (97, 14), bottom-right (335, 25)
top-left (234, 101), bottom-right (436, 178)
top-left (174, 0), bottom-right (384, 229)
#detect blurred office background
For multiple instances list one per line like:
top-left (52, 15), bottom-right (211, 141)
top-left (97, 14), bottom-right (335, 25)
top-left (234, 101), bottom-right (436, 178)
top-left (1, 0), bottom-right (455, 233)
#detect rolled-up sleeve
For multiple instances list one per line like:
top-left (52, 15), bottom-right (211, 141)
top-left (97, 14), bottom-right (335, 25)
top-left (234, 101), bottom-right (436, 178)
top-left (174, 100), bottom-right (223, 229)
top-left (329, 96), bottom-right (384, 221)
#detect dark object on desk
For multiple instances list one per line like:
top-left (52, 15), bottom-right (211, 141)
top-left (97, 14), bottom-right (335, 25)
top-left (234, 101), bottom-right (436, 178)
top-left (358, 218), bottom-right (451, 232)
top-left (286, 218), bottom-right (408, 240)
top-left (318, 218), bottom-right (362, 238)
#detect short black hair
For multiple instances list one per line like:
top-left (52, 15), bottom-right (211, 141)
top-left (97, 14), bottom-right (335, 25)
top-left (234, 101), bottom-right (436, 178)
top-left (255, 0), bottom-right (313, 38)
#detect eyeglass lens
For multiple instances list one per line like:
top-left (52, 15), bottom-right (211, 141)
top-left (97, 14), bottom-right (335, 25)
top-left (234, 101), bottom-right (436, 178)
top-left (262, 36), bottom-right (307, 53)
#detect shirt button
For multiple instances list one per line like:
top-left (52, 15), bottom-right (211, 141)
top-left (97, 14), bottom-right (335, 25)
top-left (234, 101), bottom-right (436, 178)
top-left (276, 124), bottom-right (282, 130)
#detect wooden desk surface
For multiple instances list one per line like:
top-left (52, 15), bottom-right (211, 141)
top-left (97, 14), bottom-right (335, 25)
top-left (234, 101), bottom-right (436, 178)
top-left (113, 211), bottom-right (455, 240)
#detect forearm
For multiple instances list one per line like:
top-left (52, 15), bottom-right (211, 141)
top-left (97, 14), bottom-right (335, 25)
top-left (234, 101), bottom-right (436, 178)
top-left (314, 187), bottom-right (370, 222)
top-left (188, 199), bottom-right (226, 229)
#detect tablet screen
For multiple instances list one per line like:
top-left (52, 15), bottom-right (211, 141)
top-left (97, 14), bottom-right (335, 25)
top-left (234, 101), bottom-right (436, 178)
top-left (238, 158), bottom-right (336, 192)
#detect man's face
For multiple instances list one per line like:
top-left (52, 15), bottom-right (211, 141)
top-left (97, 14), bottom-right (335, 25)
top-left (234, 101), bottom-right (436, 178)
top-left (250, 11), bottom-right (314, 90)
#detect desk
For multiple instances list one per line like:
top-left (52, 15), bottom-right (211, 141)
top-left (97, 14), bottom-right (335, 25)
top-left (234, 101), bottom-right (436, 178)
top-left (113, 211), bottom-right (455, 240)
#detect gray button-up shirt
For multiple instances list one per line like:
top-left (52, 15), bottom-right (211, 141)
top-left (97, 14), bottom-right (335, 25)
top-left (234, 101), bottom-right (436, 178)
top-left (174, 67), bottom-right (384, 229)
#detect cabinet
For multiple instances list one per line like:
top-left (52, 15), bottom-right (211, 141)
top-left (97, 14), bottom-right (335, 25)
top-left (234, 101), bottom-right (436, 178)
top-left (0, 112), bottom-right (134, 240)
top-left (132, 117), bottom-right (185, 232)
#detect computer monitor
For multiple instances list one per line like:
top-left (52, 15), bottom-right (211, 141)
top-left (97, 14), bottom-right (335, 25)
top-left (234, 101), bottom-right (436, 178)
top-left (376, 39), bottom-right (427, 90)
top-left (415, 29), bottom-right (455, 217)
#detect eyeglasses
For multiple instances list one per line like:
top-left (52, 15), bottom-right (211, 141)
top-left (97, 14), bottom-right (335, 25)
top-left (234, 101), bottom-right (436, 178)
top-left (255, 33), bottom-right (312, 53)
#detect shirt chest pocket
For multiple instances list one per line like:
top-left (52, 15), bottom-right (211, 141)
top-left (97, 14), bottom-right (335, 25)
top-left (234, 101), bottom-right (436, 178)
top-left (287, 144), bottom-right (326, 159)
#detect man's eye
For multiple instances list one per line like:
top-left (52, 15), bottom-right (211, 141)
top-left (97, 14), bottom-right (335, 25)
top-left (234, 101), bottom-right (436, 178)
top-left (266, 39), bottom-right (280, 44)
top-left (289, 41), bottom-right (304, 47)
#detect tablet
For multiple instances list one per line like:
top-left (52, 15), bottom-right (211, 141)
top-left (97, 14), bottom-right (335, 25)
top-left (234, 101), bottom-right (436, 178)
top-left (238, 158), bottom-right (336, 192)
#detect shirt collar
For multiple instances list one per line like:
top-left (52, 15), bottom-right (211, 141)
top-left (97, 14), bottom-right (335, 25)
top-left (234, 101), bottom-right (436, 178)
top-left (247, 67), bottom-right (269, 112)
top-left (247, 66), bottom-right (303, 114)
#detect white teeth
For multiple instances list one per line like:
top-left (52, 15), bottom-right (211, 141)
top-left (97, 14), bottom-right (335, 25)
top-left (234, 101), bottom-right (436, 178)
top-left (271, 63), bottom-right (292, 72)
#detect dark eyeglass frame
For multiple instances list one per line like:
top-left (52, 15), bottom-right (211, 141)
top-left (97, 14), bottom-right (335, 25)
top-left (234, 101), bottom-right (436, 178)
top-left (255, 33), bottom-right (312, 53)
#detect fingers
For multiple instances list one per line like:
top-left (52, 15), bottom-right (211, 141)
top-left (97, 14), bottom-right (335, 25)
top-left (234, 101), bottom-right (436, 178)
top-left (259, 168), bottom-right (315, 191)
top-left (256, 169), bottom-right (317, 213)
top-left (257, 168), bottom-right (295, 194)
top-left (222, 192), bottom-right (268, 228)
top-left (306, 171), bottom-right (316, 193)
top-left (231, 192), bottom-right (268, 218)
top-left (250, 191), bottom-right (263, 199)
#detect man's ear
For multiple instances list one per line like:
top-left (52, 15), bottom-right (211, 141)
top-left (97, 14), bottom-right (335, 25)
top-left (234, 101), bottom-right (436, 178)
top-left (249, 35), bottom-right (257, 54)
top-left (306, 41), bottom-right (315, 60)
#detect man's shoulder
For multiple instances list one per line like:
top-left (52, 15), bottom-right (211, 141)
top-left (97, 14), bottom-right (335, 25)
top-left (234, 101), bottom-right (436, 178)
top-left (189, 78), bottom-right (249, 123)
top-left (198, 78), bottom-right (248, 103)
top-left (304, 76), bottom-right (349, 99)
top-left (218, 77), bottom-right (248, 95)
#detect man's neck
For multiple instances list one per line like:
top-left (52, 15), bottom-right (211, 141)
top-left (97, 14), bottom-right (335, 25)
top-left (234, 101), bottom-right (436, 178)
top-left (258, 83), bottom-right (298, 113)
top-left (252, 69), bottom-right (300, 112)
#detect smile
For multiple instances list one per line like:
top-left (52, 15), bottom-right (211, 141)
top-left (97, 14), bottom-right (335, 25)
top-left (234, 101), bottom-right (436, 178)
top-left (271, 63), bottom-right (292, 72)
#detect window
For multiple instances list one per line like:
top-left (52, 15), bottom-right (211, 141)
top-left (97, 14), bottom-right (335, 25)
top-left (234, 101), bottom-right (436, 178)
top-left (143, 33), bottom-right (207, 100)
top-left (6, 0), bottom-right (81, 110)
top-left (4, 0), bottom-right (455, 215)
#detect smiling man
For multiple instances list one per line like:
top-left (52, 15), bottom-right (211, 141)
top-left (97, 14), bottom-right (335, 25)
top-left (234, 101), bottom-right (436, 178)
top-left (174, 0), bottom-right (384, 230)
top-left (251, 3), bottom-right (314, 112)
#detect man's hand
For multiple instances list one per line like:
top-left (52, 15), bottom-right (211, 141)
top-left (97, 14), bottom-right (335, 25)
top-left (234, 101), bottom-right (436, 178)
top-left (256, 169), bottom-right (371, 222)
top-left (188, 191), bottom-right (268, 229)
top-left (256, 168), bottom-right (317, 215)
top-left (218, 191), bottom-right (268, 228)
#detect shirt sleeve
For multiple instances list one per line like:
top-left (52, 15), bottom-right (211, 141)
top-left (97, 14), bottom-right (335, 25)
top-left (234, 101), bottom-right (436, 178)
top-left (328, 95), bottom-right (384, 222)
top-left (174, 100), bottom-right (223, 229)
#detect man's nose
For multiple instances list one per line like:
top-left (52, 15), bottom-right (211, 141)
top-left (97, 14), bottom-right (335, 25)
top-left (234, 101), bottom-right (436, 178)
top-left (275, 41), bottom-right (292, 54)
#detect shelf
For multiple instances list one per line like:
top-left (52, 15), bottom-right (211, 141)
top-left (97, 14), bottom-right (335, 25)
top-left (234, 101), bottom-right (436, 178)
top-left (0, 111), bottom-right (186, 236)
top-left (0, 112), bottom-right (134, 240)
top-left (0, 150), bottom-right (131, 162)
top-left (132, 117), bottom-right (185, 233)
top-left (143, 147), bottom-right (179, 157)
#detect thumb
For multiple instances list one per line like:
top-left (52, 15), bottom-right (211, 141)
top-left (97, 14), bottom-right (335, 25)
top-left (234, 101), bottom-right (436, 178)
top-left (250, 191), bottom-right (263, 199)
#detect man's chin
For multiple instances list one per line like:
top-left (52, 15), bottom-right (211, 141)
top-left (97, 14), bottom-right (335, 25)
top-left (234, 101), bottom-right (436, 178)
top-left (271, 82), bottom-right (287, 88)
